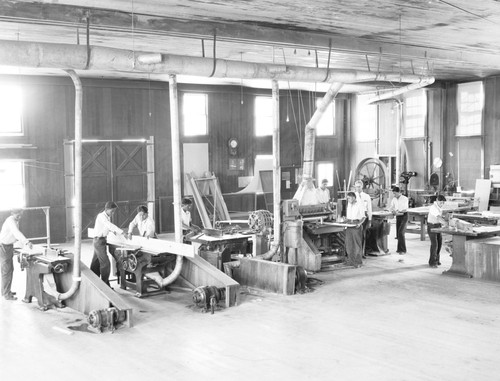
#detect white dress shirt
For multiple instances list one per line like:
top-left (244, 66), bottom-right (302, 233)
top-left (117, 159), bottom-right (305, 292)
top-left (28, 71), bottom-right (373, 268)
top-left (128, 215), bottom-right (156, 237)
top-left (93, 211), bottom-right (122, 238)
top-left (317, 187), bottom-right (331, 204)
top-left (181, 209), bottom-right (191, 230)
top-left (427, 202), bottom-right (444, 224)
top-left (0, 216), bottom-right (29, 246)
top-left (347, 200), bottom-right (366, 221)
top-left (390, 195), bottom-right (409, 214)
top-left (356, 191), bottom-right (373, 220)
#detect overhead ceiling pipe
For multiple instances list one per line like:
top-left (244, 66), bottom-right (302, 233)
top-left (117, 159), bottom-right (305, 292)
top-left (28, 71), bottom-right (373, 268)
top-left (367, 77), bottom-right (435, 104)
top-left (0, 40), bottom-right (434, 86)
top-left (58, 69), bottom-right (82, 300)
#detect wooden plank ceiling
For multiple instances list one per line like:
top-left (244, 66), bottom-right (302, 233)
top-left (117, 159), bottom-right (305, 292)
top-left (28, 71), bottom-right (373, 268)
top-left (0, 0), bottom-right (499, 92)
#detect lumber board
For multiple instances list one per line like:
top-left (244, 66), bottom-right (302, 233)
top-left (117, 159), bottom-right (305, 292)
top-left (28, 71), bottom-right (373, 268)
top-left (232, 257), bottom-right (297, 295)
top-left (88, 228), bottom-right (195, 257)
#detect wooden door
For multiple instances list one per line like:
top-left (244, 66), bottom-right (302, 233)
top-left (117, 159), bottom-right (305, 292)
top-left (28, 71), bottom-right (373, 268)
top-left (64, 138), bottom-right (155, 240)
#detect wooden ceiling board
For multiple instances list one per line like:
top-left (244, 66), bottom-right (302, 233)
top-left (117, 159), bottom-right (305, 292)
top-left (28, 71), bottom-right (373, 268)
top-left (0, 0), bottom-right (499, 91)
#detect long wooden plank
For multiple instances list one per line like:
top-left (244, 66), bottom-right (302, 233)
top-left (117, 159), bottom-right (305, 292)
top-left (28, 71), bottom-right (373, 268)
top-left (88, 228), bottom-right (195, 257)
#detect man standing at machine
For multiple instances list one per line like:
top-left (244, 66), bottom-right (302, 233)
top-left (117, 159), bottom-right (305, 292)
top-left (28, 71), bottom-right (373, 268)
top-left (127, 205), bottom-right (156, 239)
top-left (0, 209), bottom-right (33, 300)
top-left (317, 179), bottom-right (331, 203)
top-left (345, 192), bottom-right (366, 267)
top-left (91, 201), bottom-right (124, 287)
top-left (354, 180), bottom-right (372, 257)
top-left (390, 186), bottom-right (409, 255)
top-left (181, 198), bottom-right (201, 242)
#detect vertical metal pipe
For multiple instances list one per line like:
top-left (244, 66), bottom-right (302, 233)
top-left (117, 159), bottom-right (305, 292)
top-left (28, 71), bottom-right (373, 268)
top-left (272, 80), bottom-right (281, 245)
top-left (169, 74), bottom-right (183, 243)
top-left (59, 69), bottom-right (82, 300)
top-left (258, 80), bottom-right (282, 260)
top-left (395, 101), bottom-right (402, 185)
top-left (160, 74), bottom-right (183, 287)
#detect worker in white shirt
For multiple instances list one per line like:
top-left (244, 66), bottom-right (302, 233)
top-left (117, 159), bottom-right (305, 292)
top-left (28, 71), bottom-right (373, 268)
top-left (354, 180), bottom-right (372, 257)
top-left (389, 186), bottom-right (409, 254)
top-left (345, 191), bottom-right (366, 267)
top-left (127, 205), bottom-right (156, 239)
top-left (427, 195), bottom-right (447, 268)
top-left (317, 179), bottom-right (331, 204)
top-left (90, 201), bottom-right (124, 287)
top-left (0, 209), bottom-right (33, 301)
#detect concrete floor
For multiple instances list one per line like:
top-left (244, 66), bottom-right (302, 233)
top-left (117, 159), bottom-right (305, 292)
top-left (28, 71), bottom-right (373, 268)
top-left (1, 225), bottom-right (500, 381)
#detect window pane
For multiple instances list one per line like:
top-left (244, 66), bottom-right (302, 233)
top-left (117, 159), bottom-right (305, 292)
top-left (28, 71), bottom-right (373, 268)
top-left (182, 93), bottom-right (207, 136)
top-left (403, 90), bottom-right (426, 138)
top-left (316, 98), bottom-right (335, 136)
top-left (316, 162), bottom-right (334, 186)
top-left (0, 161), bottom-right (25, 210)
top-left (456, 81), bottom-right (483, 136)
top-left (255, 96), bottom-right (273, 136)
top-left (0, 85), bottom-right (23, 136)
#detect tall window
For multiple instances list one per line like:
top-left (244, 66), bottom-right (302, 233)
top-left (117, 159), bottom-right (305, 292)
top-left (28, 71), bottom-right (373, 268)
top-left (456, 81), bottom-right (483, 136)
top-left (315, 98), bottom-right (335, 136)
top-left (0, 84), bottom-right (23, 136)
top-left (316, 162), bottom-right (334, 186)
top-left (254, 96), bottom-right (273, 136)
top-left (403, 90), bottom-right (426, 138)
top-left (0, 161), bottom-right (25, 210)
top-left (182, 93), bottom-right (208, 136)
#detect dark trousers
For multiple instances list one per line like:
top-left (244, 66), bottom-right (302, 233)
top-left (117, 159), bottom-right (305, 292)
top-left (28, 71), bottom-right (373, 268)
top-left (91, 237), bottom-right (115, 286)
top-left (0, 243), bottom-right (14, 297)
top-left (427, 223), bottom-right (442, 265)
top-left (396, 213), bottom-right (408, 253)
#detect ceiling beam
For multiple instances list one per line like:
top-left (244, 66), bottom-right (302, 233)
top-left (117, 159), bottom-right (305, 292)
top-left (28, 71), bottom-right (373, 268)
top-left (2, 1), bottom-right (500, 72)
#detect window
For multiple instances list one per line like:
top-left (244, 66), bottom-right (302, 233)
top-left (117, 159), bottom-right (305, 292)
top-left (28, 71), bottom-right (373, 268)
top-left (403, 90), bottom-right (426, 138)
top-left (0, 161), bottom-right (25, 211)
top-left (0, 84), bottom-right (23, 136)
top-left (182, 93), bottom-right (208, 136)
top-left (254, 96), bottom-right (273, 136)
top-left (456, 81), bottom-right (483, 136)
top-left (315, 98), bottom-right (335, 136)
top-left (316, 162), bottom-right (334, 187)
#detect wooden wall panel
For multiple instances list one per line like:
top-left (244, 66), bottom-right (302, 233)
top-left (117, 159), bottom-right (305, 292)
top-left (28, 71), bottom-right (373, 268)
top-left (2, 76), bottom-right (350, 239)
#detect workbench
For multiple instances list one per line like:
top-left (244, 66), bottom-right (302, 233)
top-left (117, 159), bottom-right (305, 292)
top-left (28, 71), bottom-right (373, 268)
top-left (431, 226), bottom-right (500, 277)
top-left (464, 237), bottom-right (500, 282)
top-left (407, 205), bottom-right (475, 241)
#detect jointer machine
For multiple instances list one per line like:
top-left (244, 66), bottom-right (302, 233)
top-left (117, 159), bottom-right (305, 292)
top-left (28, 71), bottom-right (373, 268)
top-left (18, 246), bottom-right (72, 310)
top-left (282, 199), bottom-right (349, 272)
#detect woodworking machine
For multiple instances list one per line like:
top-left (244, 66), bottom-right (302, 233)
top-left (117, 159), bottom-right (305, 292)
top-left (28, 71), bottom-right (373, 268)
top-left (18, 247), bottom-right (71, 310)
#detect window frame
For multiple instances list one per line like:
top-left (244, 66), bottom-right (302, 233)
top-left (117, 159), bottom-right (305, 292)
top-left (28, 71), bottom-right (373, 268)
top-left (181, 92), bottom-right (208, 137)
top-left (0, 84), bottom-right (24, 137)
top-left (402, 89), bottom-right (427, 139)
top-left (456, 81), bottom-right (484, 137)
top-left (0, 160), bottom-right (26, 211)
top-left (254, 95), bottom-right (274, 137)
